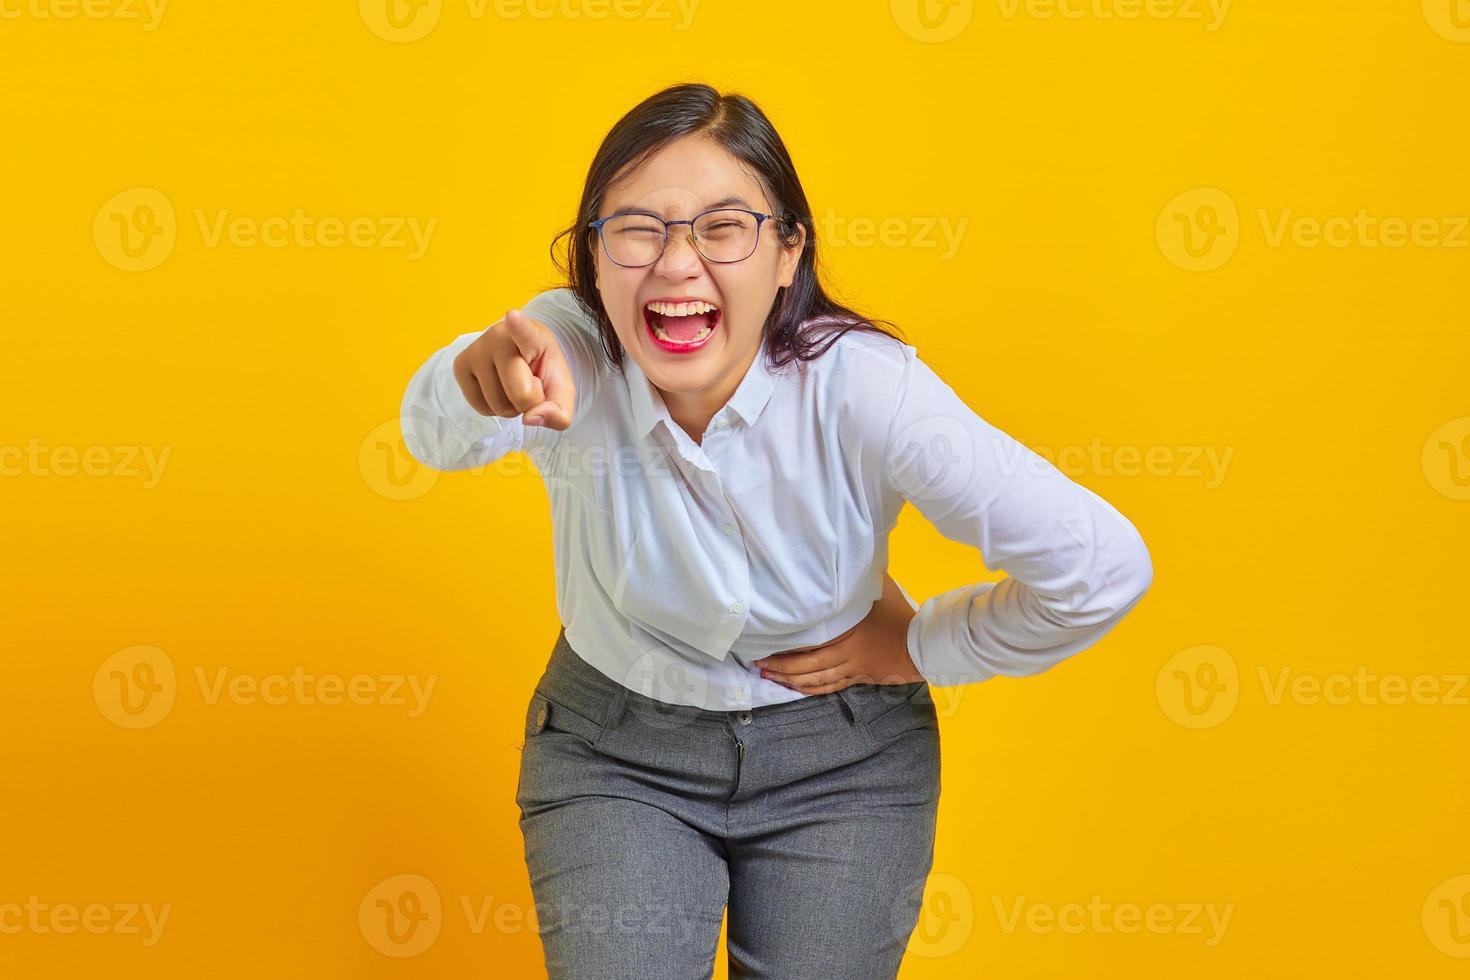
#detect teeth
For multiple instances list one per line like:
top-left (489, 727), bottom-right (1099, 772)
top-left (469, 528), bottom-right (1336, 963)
top-left (652, 321), bottom-right (715, 344)
top-left (646, 300), bottom-right (717, 317)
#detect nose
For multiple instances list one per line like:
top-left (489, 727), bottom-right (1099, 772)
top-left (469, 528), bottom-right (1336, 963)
top-left (653, 228), bottom-right (703, 278)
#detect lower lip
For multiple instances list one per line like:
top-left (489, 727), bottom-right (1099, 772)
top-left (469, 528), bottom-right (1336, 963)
top-left (645, 308), bottom-right (721, 354)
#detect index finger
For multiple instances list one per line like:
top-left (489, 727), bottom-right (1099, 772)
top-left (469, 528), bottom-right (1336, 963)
top-left (757, 620), bottom-right (860, 664)
top-left (753, 645), bottom-right (845, 674)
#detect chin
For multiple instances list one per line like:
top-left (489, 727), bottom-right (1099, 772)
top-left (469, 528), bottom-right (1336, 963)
top-left (643, 355), bottom-right (723, 392)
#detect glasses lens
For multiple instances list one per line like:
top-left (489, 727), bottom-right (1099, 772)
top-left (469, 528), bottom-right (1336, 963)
top-left (693, 209), bottom-right (760, 262)
top-left (600, 214), bottom-right (667, 267)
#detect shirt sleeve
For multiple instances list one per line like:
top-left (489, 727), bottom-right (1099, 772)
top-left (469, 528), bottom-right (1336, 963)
top-left (885, 347), bottom-right (1155, 687)
top-left (399, 287), bottom-right (604, 471)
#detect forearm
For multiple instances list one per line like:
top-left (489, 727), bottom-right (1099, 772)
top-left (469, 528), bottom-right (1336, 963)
top-left (905, 512), bottom-right (1153, 686)
top-left (400, 330), bottom-right (521, 471)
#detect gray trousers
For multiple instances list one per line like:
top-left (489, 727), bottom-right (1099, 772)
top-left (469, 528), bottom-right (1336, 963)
top-left (516, 627), bottom-right (942, 979)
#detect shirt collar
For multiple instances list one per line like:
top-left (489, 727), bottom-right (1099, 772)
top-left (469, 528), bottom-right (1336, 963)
top-left (623, 345), bottom-right (782, 441)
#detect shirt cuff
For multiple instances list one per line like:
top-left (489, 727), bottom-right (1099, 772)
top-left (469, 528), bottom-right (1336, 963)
top-left (905, 582), bottom-right (1002, 687)
top-left (400, 331), bottom-right (523, 470)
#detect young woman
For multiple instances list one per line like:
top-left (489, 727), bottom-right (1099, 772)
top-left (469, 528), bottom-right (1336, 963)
top-left (401, 83), bottom-right (1153, 979)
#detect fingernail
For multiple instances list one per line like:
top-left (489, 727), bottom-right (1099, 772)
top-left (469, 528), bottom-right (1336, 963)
top-left (759, 670), bottom-right (769, 679)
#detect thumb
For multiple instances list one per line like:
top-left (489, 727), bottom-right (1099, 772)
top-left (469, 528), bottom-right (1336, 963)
top-left (502, 307), bottom-right (547, 362)
top-left (510, 312), bottom-right (577, 431)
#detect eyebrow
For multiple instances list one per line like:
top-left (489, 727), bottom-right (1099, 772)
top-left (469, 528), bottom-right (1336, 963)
top-left (605, 195), bottom-right (754, 219)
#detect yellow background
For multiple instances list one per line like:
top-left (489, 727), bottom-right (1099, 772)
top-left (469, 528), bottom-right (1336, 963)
top-left (3, 0), bottom-right (1468, 975)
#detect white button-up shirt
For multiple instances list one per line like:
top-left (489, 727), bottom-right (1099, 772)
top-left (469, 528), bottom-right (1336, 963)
top-left (401, 288), bottom-right (1153, 710)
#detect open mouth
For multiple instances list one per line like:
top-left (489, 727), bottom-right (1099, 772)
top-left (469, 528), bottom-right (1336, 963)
top-left (643, 299), bottom-right (721, 352)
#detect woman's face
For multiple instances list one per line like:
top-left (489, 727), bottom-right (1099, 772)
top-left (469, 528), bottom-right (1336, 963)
top-left (592, 134), bottom-right (805, 407)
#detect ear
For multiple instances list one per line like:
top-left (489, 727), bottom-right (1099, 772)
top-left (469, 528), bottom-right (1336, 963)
top-left (776, 221), bottom-right (806, 289)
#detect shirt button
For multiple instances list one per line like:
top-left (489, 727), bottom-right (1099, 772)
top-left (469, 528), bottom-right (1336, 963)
top-left (731, 601), bottom-right (745, 614)
top-left (715, 417), bottom-right (729, 429)
top-left (723, 522), bottom-right (736, 536)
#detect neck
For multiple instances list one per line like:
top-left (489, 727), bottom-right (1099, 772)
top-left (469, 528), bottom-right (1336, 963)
top-left (658, 343), bottom-right (757, 445)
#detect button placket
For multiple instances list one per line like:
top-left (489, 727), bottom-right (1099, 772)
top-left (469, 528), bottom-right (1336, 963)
top-left (727, 660), bottom-right (752, 706)
top-left (706, 478), bottom-right (750, 642)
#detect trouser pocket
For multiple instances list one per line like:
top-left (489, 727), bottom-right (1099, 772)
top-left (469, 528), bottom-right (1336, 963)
top-left (524, 689), bottom-right (606, 748)
top-left (859, 681), bottom-right (939, 742)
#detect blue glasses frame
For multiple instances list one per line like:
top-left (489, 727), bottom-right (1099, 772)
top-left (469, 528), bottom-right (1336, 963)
top-left (587, 208), bottom-right (784, 268)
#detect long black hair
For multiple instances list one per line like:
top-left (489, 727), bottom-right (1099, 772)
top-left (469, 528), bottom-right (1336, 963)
top-left (546, 82), bottom-right (905, 373)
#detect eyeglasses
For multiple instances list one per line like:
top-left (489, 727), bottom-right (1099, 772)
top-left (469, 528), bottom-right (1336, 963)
top-left (587, 208), bottom-right (784, 268)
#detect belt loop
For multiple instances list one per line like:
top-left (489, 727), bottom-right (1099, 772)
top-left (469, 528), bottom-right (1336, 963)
top-left (601, 682), bottom-right (628, 735)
